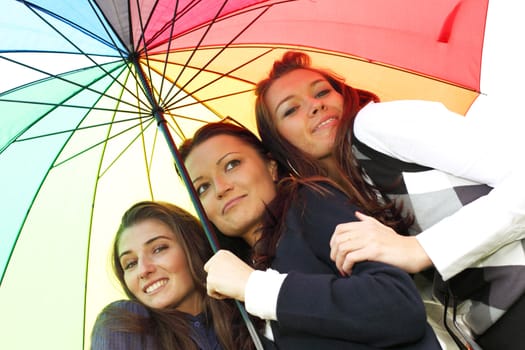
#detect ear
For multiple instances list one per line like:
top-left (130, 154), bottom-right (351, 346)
top-left (268, 159), bottom-right (278, 182)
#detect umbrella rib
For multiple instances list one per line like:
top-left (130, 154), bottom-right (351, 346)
top-left (132, 0), bottom-right (157, 96)
top-left (163, 48), bottom-right (273, 111)
top-left (140, 0), bottom-right (202, 50)
top-left (86, 0), bottom-right (129, 56)
top-left (151, 0), bottom-right (182, 100)
top-left (0, 97), bottom-right (143, 116)
top-left (85, 0), bottom-right (155, 104)
top-left (0, 65), bottom-right (146, 156)
top-left (96, 119), bottom-right (157, 178)
top-left (54, 117), bottom-right (156, 170)
top-left (14, 116), bottom-right (154, 143)
top-left (161, 0), bottom-right (231, 104)
top-left (20, 0), bottom-right (126, 55)
top-left (0, 55), bottom-right (150, 112)
top-left (16, 2), bottom-right (155, 109)
top-left (167, 88), bottom-right (256, 116)
top-left (163, 6), bottom-right (271, 108)
top-left (146, 0), bottom-right (296, 53)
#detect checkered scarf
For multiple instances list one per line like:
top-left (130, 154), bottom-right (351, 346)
top-left (354, 139), bottom-right (525, 339)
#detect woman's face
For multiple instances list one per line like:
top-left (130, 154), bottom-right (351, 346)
top-left (184, 134), bottom-right (278, 246)
top-left (118, 219), bottom-right (201, 314)
top-left (264, 68), bottom-right (344, 160)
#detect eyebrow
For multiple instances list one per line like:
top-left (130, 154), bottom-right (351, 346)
top-left (191, 151), bottom-right (240, 185)
top-left (273, 78), bottom-right (325, 115)
top-left (118, 235), bottom-right (172, 260)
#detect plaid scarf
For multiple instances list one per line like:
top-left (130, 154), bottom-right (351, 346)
top-left (354, 139), bottom-right (525, 343)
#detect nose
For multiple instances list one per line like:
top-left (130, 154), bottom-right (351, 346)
top-left (214, 174), bottom-right (233, 199)
top-left (138, 257), bottom-right (155, 280)
top-left (308, 98), bottom-right (325, 117)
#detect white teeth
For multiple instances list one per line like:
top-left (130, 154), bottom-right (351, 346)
top-left (145, 279), bottom-right (167, 294)
top-left (316, 117), bottom-right (335, 130)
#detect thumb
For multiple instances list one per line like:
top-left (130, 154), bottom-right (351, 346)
top-left (355, 211), bottom-right (372, 222)
top-left (203, 259), bottom-right (211, 273)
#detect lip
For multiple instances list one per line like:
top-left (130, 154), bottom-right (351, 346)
top-left (222, 195), bottom-right (245, 215)
top-left (142, 278), bottom-right (168, 294)
top-left (312, 116), bottom-right (338, 133)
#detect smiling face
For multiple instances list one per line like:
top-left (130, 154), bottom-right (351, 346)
top-left (184, 134), bottom-right (278, 247)
top-left (118, 219), bottom-right (201, 314)
top-left (264, 68), bottom-right (344, 161)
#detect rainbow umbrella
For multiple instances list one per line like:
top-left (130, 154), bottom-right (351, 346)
top-left (1, 0), bottom-right (519, 349)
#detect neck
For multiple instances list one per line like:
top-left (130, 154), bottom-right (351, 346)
top-left (244, 227), bottom-right (262, 247)
top-left (320, 156), bottom-right (342, 183)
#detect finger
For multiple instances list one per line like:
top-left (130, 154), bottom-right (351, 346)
top-left (355, 211), bottom-right (376, 223)
top-left (330, 232), bottom-right (351, 261)
top-left (203, 259), bottom-right (211, 273)
top-left (333, 235), bottom-right (370, 271)
top-left (340, 249), bottom-right (372, 274)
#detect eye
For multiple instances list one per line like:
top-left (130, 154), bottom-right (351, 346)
top-left (122, 259), bottom-right (137, 271)
top-left (283, 105), bottom-right (298, 118)
top-left (195, 182), bottom-right (210, 196)
top-left (315, 88), bottom-right (330, 98)
top-left (225, 159), bottom-right (240, 171)
top-left (153, 244), bottom-right (169, 254)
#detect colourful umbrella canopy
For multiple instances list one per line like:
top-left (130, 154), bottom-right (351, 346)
top-left (2, 0), bottom-right (520, 349)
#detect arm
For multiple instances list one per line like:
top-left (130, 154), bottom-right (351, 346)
top-left (354, 100), bottom-right (525, 279)
top-left (205, 185), bottom-right (430, 347)
top-left (273, 184), bottom-right (429, 346)
top-left (91, 300), bottom-right (154, 350)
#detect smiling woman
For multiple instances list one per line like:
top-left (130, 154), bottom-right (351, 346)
top-left (180, 122), bottom-right (442, 349)
top-left (90, 201), bottom-right (265, 350)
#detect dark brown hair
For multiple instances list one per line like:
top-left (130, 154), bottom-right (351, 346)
top-left (179, 121), bottom-right (342, 269)
top-left (95, 201), bottom-right (255, 350)
top-left (179, 121), bottom-right (278, 261)
top-left (255, 51), bottom-right (411, 232)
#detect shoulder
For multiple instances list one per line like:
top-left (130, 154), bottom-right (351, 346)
top-left (295, 180), bottom-right (345, 203)
top-left (291, 180), bottom-right (359, 218)
top-left (99, 299), bottom-right (150, 317)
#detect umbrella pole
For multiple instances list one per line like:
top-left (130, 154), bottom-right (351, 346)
top-left (133, 61), bottom-right (264, 350)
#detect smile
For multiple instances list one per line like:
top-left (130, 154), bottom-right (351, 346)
top-left (222, 195), bottom-right (245, 215)
top-left (313, 117), bottom-right (337, 132)
top-left (144, 279), bottom-right (168, 294)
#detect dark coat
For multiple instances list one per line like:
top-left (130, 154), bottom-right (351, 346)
top-left (268, 183), bottom-right (442, 349)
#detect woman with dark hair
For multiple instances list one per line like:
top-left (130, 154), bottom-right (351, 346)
top-left (180, 122), bottom-right (441, 349)
top-left (90, 201), bottom-right (262, 350)
top-left (254, 51), bottom-right (525, 349)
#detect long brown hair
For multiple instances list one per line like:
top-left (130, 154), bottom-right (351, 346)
top-left (179, 121), bottom-right (278, 262)
top-left (255, 51), bottom-right (411, 233)
top-left (178, 121), bottom-right (342, 270)
top-left (96, 201), bottom-right (255, 350)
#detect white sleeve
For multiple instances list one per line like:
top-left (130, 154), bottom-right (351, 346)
top-left (355, 100), bottom-right (525, 280)
top-left (244, 268), bottom-right (287, 320)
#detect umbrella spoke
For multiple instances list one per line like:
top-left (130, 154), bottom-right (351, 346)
top-left (162, 6), bottom-right (271, 108)
top-left (95, 119), bottom-right (157, 179)
top-left (0, 55), bottom-right (149, 112)
top-left (163, 48), bottom-right (273, 111)
top-left (20, 0), bottom-right (127, 55)
top-left (17, 1), bottom-right (157, 109)
top-left (14, 116), bottom-right (154, 144)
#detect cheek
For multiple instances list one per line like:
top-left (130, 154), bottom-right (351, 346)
top-left (200, 197), bottom-right (218, 222)
top-left (278, 122), bottom-right (304, 148)
top-left (123, 273), bottom-right (138, 295)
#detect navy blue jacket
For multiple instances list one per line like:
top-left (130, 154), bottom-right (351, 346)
top-left (91, 300), bottom-right (221, 350)
top-left (268, 183), bottom-right (442, 349)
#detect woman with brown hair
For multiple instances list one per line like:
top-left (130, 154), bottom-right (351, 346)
top-left (180, 121), bottom-right (441, 349)
top-left (91, 201), bottom-right (265, 350)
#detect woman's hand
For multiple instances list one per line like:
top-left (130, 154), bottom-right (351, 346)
top-left (329, 212), bottom-right (432, 275)
top-left (204, 250), bottom-right (254, 301)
